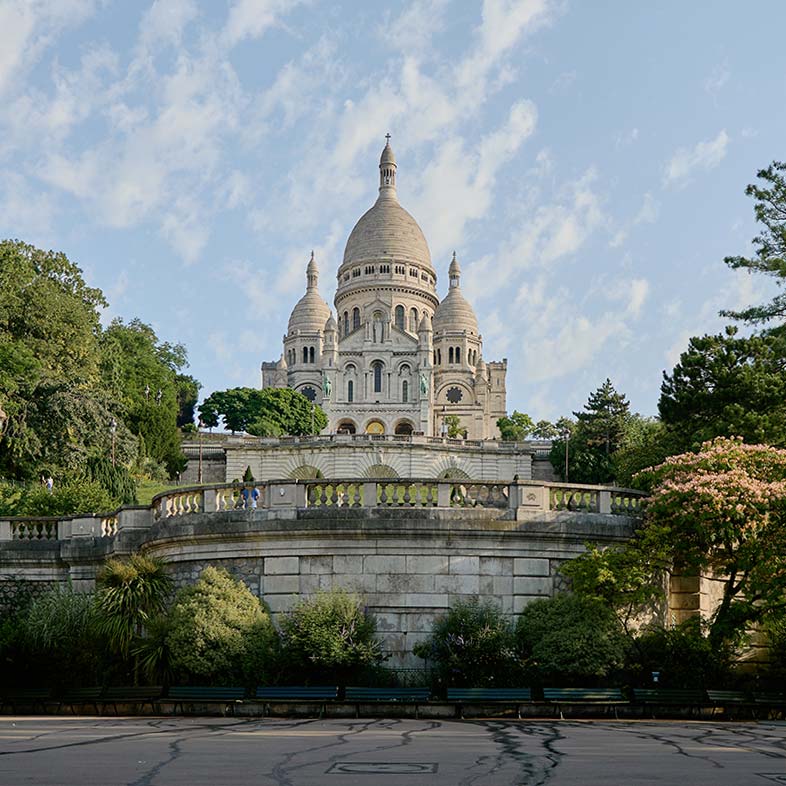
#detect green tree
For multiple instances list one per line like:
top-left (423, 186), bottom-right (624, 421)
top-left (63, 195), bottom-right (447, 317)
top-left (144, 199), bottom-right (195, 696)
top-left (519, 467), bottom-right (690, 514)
top-left (635, 437), bottom-right (786, 648)
top-left (720, 161), bottom-right (786, 325)
top-left (659, 327), bottom-right (786, 450)
top-left (496, 411), bottom-right (535, 441)
top-left (167, 567), bottom-right (275, 685)
top-left (279, 589), bottom-right (384, 684)
top-left (413, 597), bottom-right (518, 688)
top-left (532, 420), bottom-right (559, 439)
top-left (516, 594), bottom-right (628, 685)
top-left (549, 381), bottom-right (632, 484)
top-left (443, 414), bottom-right (463, 438)
top-left (95, 555), bottom-right (173, 664)
top-left (612, 416), bottom-right (678, 489)
top-left (199, 387), bottom-right (327, 436)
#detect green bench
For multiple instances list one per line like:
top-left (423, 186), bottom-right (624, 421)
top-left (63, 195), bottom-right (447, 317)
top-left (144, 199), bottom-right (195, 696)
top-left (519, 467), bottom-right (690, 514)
top-left (345, 687), bottom-right (431, 719)
top-left (633, 688), bottom-right (708, 717)
top-left (0, 688), bottom-right (52, 713)
top-left (542, 688), bottom-right (627, 719)
top-left (59, 687), bottom-right (103, 715)
top-left (255, 686), bottom-right (339, 718)
top-left (102, 686), bottom-right (163, 715)
top-left (447, 688), bottom-right (533, 719)
top-left (167, 686), bottom-right (246, 715)
top-left (753, 692), bottom-right (786, 718)
top-left (706, 690), bottom-right (755, 719)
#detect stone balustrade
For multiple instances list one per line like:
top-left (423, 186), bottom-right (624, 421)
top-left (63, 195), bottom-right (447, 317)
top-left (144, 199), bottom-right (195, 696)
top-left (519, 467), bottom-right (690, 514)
top-left (0, 479), bottom-right (645, 541)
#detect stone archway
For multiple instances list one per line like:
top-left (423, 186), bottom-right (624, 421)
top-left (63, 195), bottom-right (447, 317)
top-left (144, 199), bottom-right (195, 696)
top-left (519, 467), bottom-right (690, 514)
top-left (365, 420), bottom-right (385, 435)
top-left (288, 465), bottom-right (324, 480)
top-left (438, 467), bottom-right (471, 480)
top-left (336, 419), bottom-right (357, 435)
top-left (394, 420), bottom-right (414, 436)
top-left (364, 464), bottom-right (399, 478)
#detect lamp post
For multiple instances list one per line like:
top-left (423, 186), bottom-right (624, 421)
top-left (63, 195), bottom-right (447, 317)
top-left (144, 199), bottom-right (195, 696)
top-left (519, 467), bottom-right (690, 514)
top-left (563, 429), bottom-right (570, 483)
top-left (440, 405), bottom-right (448, 438)
top-left (110, 417), bottom-right (117, 467)
top-left (197, 417), bottom-right (204, 484)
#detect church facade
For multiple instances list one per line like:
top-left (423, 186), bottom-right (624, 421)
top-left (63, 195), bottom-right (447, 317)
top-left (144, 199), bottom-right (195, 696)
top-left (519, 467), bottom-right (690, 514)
top-left (260, 140), bottom-right (507, 440)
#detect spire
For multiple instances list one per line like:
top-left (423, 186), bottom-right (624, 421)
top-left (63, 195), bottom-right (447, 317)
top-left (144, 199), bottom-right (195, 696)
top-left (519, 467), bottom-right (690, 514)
top-left (306, 250), bottom-right (318, 289)
top-left (379, 134), bottom-right (397, 196)
top-left (449, 251), bottom-right (461, 288)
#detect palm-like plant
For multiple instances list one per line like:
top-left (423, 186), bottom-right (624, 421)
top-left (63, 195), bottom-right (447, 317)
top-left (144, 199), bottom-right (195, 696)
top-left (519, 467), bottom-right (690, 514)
top-left (95, 554), bottom-right (172, 670)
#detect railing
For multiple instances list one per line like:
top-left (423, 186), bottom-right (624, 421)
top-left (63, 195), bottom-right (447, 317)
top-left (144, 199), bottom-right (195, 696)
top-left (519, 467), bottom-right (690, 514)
top-left (0, 480), bottom-right (645, 541)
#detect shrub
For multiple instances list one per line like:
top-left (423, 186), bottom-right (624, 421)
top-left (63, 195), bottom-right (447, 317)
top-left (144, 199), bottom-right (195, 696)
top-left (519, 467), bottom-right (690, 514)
top-left (17, 478), bottom-right (116, 516)
top-left (278, 589), bottom-right (385, 684)
top-left (628, 618), bottom-right (734, 689)
top-left (516, 594), bottom-right (628, 685)
top-left (413, 597), bottom-right (518, 688)
top-left (167, 567), bottom-right (275, 686)
top-left (23, 584), bottom-right (105, 688)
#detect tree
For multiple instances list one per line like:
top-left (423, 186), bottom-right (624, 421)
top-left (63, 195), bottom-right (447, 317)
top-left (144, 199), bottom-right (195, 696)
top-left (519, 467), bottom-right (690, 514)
top-left (549, 382), bottom-right (632, 484)
top-left (635, 437), bottom-right (786, 647)
top-left (413, 597), bottom-right (518, 687)
top-left (720, 161), bottom-right (786, 325)
top-left (532, 420), bottom-right (559, 439)
top-left (167, 567), bottom-right (275, 685)
top-left (516, 594), bottom-right (628, 685)
top-left (199, 387), bottom-right (327, 436)
top-left (496, 411), bottom-right (535, 441)
top-left (95, 555), bottom-right (173, 663)
top-left (612, 416), bottom-right (678, 489)
top-left (659, 327), bottom-right (786, 450)
top-left (278, 589), bottom-right (384, 684)
top-left (443, 414), bottom-right (463, 438)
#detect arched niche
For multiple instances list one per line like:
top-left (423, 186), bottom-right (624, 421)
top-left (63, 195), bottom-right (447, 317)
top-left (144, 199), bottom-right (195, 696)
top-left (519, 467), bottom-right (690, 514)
top-left (364, 464), bottom-right (399, 478)
top-left (289, 465), bottom-right (324, 480)
top-left (394, 420), bottom-right (414, 436)
top-left (336, 419), bottom-right (357, 435)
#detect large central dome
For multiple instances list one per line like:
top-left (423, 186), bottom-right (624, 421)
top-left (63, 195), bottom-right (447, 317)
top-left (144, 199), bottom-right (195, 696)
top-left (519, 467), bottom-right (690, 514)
top-left (341, 141), bottom-right (433, 271)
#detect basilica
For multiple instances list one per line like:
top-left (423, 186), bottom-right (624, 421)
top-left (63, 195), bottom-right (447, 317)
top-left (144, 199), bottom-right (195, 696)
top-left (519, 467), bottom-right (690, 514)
top-left (260, 139), bottom-right (508, 440)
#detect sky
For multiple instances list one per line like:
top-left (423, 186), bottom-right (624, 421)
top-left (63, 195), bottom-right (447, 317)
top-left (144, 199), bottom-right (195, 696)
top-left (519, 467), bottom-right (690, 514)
top-left (1, 0), bottom-right (784, 422)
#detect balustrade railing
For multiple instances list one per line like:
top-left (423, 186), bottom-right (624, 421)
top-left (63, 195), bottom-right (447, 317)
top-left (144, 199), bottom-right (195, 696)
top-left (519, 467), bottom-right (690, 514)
top-left (0, 480), bottom-right (645, 542)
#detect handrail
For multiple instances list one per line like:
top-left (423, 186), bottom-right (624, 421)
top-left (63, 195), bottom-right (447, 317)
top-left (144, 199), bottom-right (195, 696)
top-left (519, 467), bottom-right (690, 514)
top-left (0, 480), bottom-right (645, 542)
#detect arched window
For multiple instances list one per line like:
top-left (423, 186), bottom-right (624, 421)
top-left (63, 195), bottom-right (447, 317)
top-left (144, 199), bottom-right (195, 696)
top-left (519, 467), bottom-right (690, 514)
top-left (455, 346), bottom-right (461, 364)
top-left (402, 380), bottom-right (408, 403)
top-left (309, 346), bottom-right (315, 363)
top-left (433, 350), bottom-right (437, 365)
top-left (437, 348), bottom-right (442, 365)
top-left (353, 307), bottom-right (360, 331)
top-left (302, 346), bottom-right (308, 363)
top-left (409, 308), bottom-right (418, 332)
top-left (373, 361), bottom-right (383, 394)
top-left (394, 305), bottom-right (405, 330)
top-left (347, 380), bottom-right (354, 402)
top-left (449, 347), bottom-right (454, 364)
top-left (343, 311), bottom-right (349, 336)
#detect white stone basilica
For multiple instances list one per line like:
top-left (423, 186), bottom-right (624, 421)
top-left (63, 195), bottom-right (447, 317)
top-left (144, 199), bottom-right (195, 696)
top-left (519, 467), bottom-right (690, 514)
top-left (260, 139), bottom-right (507, 439)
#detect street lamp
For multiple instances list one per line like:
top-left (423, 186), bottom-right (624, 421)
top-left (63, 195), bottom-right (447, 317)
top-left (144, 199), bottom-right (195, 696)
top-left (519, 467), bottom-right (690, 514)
top-left (197, 417), bottom-right (204, 484)
top-left (440, 405), bottom-right (448, 438)
top-left (563, 429), bottom-right (570, 483)
top-left (110, 417), bottom-right (117, 467)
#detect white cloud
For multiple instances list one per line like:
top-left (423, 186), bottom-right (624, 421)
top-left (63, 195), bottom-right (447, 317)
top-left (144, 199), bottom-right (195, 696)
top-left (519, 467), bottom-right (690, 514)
top-left (663, 130), bottom-right (729, 187)
top-left (634, 192), bottom-right (658, 224)
top-left (221, 0), bottom-right (306, 47)
top-left (384, 0), bottom-right (447, 55)
top-left (139, 0), bottom-right (198, 50)
top-left (703, 61), bottom-right (730, 96)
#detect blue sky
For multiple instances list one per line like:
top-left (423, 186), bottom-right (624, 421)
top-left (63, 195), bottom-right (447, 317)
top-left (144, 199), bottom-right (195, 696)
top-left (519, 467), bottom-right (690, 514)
top-left (1, 0), bottom-right (783, 421)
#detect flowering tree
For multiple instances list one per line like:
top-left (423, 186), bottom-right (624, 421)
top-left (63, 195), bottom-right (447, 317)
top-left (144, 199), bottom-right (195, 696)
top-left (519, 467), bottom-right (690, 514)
top-left (635, 437), bottom-right (786, 646)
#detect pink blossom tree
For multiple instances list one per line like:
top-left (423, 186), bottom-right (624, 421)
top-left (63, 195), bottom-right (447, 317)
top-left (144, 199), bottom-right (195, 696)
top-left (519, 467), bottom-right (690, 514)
top-left (636, 437), bottom-right (786, 646)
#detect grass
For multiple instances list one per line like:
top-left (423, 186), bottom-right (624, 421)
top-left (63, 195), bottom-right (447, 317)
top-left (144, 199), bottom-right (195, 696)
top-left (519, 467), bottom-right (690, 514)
top-left (135, 478), bottom-right (178, 506)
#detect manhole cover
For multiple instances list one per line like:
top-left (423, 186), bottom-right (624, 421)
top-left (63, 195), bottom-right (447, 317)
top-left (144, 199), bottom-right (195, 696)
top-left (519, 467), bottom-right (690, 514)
top-left (327, 762), bottom-right (438, 774)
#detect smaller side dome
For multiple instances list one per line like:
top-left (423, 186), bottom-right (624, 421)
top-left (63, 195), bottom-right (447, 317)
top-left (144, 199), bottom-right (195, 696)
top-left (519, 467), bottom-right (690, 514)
top-left (287, 252), bottom-right (331, 334)
top-left (418, 312), bottom-right (432, 332)
top-left (324, 314), bottom-right (337, 332)
top-left (433, 252), bottom-right (479, 335)
top-left (276, 353), bottom-right (288, 370)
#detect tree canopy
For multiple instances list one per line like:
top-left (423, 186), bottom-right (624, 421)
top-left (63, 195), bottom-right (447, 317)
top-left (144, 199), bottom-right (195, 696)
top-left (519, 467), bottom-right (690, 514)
top-left (721, 160), bottom-right (786, 325)
top-left (659, 326), bottom-right (786, 450)
top-left (199, 387), bottom-right (327, 436)
top-left (496, 410), bottom-right (535, 441)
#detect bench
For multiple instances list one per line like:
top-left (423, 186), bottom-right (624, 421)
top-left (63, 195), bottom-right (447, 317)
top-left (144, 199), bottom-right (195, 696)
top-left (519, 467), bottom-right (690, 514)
top-left (167, 686), bottom-right (246, 715)
top-left (542, 688), bottom-right (627, 719)
top-left (102, 686), bottom-right (164, 715)
top-left (706, 690), bottom-right (755, 719)
top-left (633, 688), bottom-right (708, 717)
top-left (0, 688), bottom-right (52, 713)
top-left (753, 692), bottom-right (786, 719)
top-left (59, 687), bottom-right (103, 715)
top-left (255, 686), bottom-right (339, 718)
top-left (345, 687), bottom-right (431, 719)
top-left (447, 688), bottom-right (533, 719)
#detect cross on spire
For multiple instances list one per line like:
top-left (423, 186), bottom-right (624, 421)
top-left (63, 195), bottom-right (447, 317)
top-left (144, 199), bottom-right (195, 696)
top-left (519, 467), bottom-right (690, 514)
top-left (385, 132), bottom-right (391, 143)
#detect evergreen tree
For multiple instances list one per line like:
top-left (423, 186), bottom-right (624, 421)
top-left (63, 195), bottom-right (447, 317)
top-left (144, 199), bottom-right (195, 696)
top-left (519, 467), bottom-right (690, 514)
top-left (574, 378), bottom-right (631, 457)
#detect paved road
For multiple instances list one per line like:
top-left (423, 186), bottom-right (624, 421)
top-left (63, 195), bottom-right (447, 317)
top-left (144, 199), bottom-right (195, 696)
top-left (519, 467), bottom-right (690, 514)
top-left (0, 716), bottom-right (784, 785)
